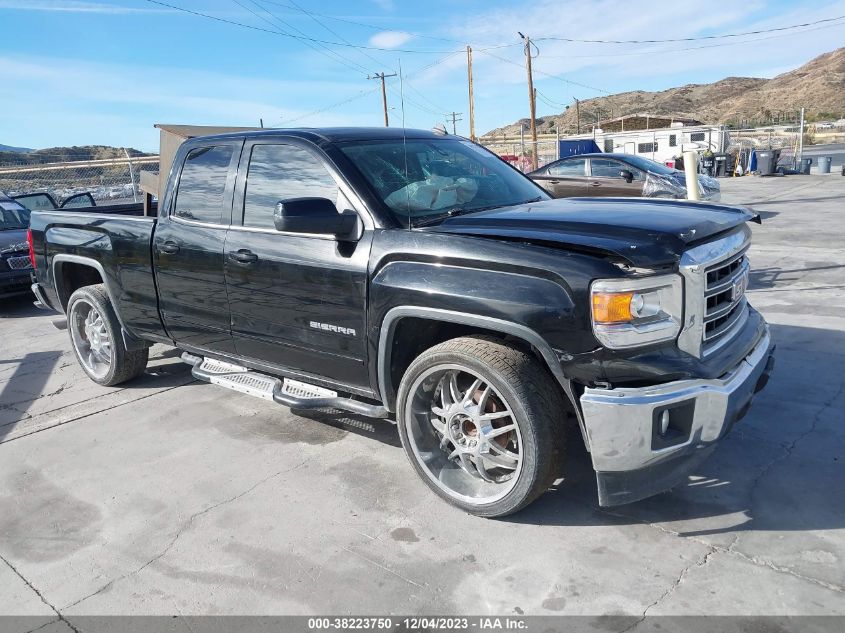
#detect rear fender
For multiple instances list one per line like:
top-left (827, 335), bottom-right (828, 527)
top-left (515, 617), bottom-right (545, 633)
top-left (52, 254), bottom-right (148, 351)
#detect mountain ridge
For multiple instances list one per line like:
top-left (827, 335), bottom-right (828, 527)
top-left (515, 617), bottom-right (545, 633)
top-left (484, 47), bottom-right (845, 137)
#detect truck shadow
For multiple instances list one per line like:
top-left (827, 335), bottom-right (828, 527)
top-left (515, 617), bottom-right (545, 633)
top-left (289, 409), bottom-right (401, 448)
top-left (749, 263), bottom-right (845, 291)
top-left (505, 322), bottom-right (845, 537)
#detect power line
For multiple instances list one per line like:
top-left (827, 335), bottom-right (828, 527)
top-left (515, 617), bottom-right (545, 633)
top-left (540, 19), bottom-right (845, 58)
top-left (145, 0), bottom-right (462, 53)
top-left (278, 88), bottom-right (379, 125)
top-left (534, 13), bottom-right (845, 44)
top-left (257, 0), bottom-right (468, 44)
top-left (273, 0), bottom-right (448, 116)
top-left (237, 0), bottom-right (371, 75)
top-left (534, 89), bottom-right (568, 109)
top-left (257, 0), bottom-right (525, 53)
top-left (275, 0), bottom-right (391, 70)
top-left (479, 48), bottom-right (612, 95)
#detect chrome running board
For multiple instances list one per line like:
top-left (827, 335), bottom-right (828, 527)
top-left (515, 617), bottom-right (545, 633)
top-left (181, 352), bottom-right (390, 419)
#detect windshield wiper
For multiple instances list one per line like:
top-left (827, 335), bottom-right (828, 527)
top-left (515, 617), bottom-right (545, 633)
top-left (412, 197), bottom-right (545, 228)
top-left (412, 203), bottom-right (516, 228)
top-left (413, 208), bottom-right (475, 227)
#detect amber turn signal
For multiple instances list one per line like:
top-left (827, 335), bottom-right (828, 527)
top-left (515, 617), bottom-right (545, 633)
top-left (592, 292), bottom-right (635, 324)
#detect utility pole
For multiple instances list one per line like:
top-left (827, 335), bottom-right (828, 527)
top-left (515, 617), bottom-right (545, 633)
top-left (446, 112), bottom-right (463, 135)
top-left (466, 45), bottom-right (476, 141)
top-left (368, 72), bottom-right (397, 127)
top-left (574, 98), bottom-right (581, 134)
top-left (798, 106), bottom-right (805, 169)
top-left (519, 32), bottom-right (539, 170)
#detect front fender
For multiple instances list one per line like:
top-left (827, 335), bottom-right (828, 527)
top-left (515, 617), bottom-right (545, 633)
top-left (368, 260), bottom-right (579, 408)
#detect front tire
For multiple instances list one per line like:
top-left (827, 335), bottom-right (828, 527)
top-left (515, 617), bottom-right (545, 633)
top-left (67, 284), bottom-right (149, 386)
top-left (396, 336), bottom-right (565, 517)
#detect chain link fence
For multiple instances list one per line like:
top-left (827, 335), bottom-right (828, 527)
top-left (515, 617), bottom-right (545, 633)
top-left (0, 155), bottom-right (159, 207)
top-left (476, 137), bottom-right (560, 172)
top-left (724, 127), bottom-right (802, 169)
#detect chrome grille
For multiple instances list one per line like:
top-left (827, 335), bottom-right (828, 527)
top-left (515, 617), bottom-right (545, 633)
top-left (678, 226), bottom-right (752, 358)
top-left (703, 250), bottom-right (749, 348)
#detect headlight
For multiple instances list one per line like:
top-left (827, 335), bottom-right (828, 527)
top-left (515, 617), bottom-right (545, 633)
top-left (590, 274), bottom-right (683, 349)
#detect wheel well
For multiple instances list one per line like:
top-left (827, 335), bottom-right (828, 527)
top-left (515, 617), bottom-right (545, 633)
top-left (387, 317), bottom-right (551, 407)
top-left (56, 262), bottom-right (104, 310)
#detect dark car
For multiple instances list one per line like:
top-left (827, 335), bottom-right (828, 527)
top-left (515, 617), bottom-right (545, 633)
top-left (29, 128), bottom-right (771, 517)
top-left (12, 191), bottom-right (97, 211)
top-left (0, 192), bottom-right (34, 299)
top-left (528, 153), bottom-right (720, 201)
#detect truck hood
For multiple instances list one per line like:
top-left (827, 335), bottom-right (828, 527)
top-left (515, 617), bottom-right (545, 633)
top-left (426, 197), bottom-right (757, 267)
top-left (0, 228), bottom-right (29, 254)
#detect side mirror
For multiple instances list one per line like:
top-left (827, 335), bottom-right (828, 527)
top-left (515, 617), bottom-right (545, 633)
top-left (273, 197), bottom-right (358, 240)
top-left (620, 169), bottom-right (634, 183)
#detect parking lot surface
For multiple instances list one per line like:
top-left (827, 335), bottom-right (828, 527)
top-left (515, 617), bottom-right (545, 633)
top-left (1, 174), bottom-right (844, 625)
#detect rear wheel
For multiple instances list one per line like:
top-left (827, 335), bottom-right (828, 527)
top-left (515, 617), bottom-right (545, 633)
top-left (67, 284), bottom-right (148, 386)
top-left (396, 336), bottom-right (565, 517)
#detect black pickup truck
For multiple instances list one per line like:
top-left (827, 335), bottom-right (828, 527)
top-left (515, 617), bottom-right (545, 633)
top-left (28, 128), bottom-right (774, 517)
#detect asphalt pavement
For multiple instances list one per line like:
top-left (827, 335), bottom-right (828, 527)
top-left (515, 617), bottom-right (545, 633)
top-left (0, 173), bottom-right (844, 627)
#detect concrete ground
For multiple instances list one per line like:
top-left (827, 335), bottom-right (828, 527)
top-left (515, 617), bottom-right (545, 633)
top-left (1, 173), bottom-right (844, 625)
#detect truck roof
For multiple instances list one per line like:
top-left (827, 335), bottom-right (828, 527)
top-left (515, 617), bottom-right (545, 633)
top-left (187, 126), bottom-right (447, 144)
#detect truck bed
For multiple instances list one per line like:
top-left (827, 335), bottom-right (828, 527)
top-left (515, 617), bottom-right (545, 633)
top-left (29, 209), bottom-right (167, 341)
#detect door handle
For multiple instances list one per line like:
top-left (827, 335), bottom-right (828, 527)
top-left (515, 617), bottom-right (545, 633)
top-left (590, 181), bottom-right (602, 187)
top-left (157, 241), bottom-right (180, 255)
top-left (548, 180), bottom-right (560, 184)
top-left (230, 249), bottom-right (258, 264)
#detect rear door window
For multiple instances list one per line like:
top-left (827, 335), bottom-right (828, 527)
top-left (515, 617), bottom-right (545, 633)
top-left (548, 158), bottom-right (587, 177)
top-left (173, 145), bottom-right (234, 224)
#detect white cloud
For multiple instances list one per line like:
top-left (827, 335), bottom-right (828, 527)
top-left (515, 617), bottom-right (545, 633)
top-left (368, 30), bottom-right (413, 49)
top-left (0, 0), bottom-right (168, 13)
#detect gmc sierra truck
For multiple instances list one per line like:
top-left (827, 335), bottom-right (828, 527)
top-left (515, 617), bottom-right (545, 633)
top-left (28, 128), bottom-right (774, 517)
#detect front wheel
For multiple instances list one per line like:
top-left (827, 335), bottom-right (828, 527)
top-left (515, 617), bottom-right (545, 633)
top-left (396, 336), bottom-right (565, 517)
top-left (67, 284), bottom-right (149, 386)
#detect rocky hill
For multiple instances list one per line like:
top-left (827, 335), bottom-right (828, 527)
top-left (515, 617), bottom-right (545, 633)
top-left (0, 145), bottom-right (152, 165)
top-left (485, 47), bottom-right (845, 137)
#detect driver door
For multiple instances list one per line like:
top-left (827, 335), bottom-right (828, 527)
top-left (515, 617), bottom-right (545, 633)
top-left (587, 158), bottom-right (644, 197)
top-left (224, 139), bottom-right (373, 390)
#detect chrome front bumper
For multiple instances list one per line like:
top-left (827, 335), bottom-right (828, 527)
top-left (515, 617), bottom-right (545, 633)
top-left (580, 325), bottom-right (774, 506)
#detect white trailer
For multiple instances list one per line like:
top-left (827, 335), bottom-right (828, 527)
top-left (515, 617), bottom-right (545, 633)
top-left (564, 123), bottom-right (729, 165)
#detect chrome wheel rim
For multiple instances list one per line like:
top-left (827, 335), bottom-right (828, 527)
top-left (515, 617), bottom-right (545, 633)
top-left (405, 364), bottom-right (523, 505)
top-left (69, 300), bottom-right (112, 379)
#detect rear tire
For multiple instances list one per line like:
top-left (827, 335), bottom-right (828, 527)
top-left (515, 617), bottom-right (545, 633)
top-left (396, 336), bottom-right (565, 517)
top-left (67, 284), bottom-right (148, 386)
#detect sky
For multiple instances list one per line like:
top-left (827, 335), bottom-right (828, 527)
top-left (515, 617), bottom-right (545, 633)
top-left (1, 0), bottom-right (844, 152)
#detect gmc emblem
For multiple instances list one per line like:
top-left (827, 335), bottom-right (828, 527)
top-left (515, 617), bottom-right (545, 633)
top-left (732, 274), bottom-right (748, 302)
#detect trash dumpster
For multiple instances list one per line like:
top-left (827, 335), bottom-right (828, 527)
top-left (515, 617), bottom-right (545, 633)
top-left (819, 156), bottom-right (832, 174)
top-left (756, 151), bottom-right (776, 175)
top-left (800, 158), bottom-right (812, 174)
